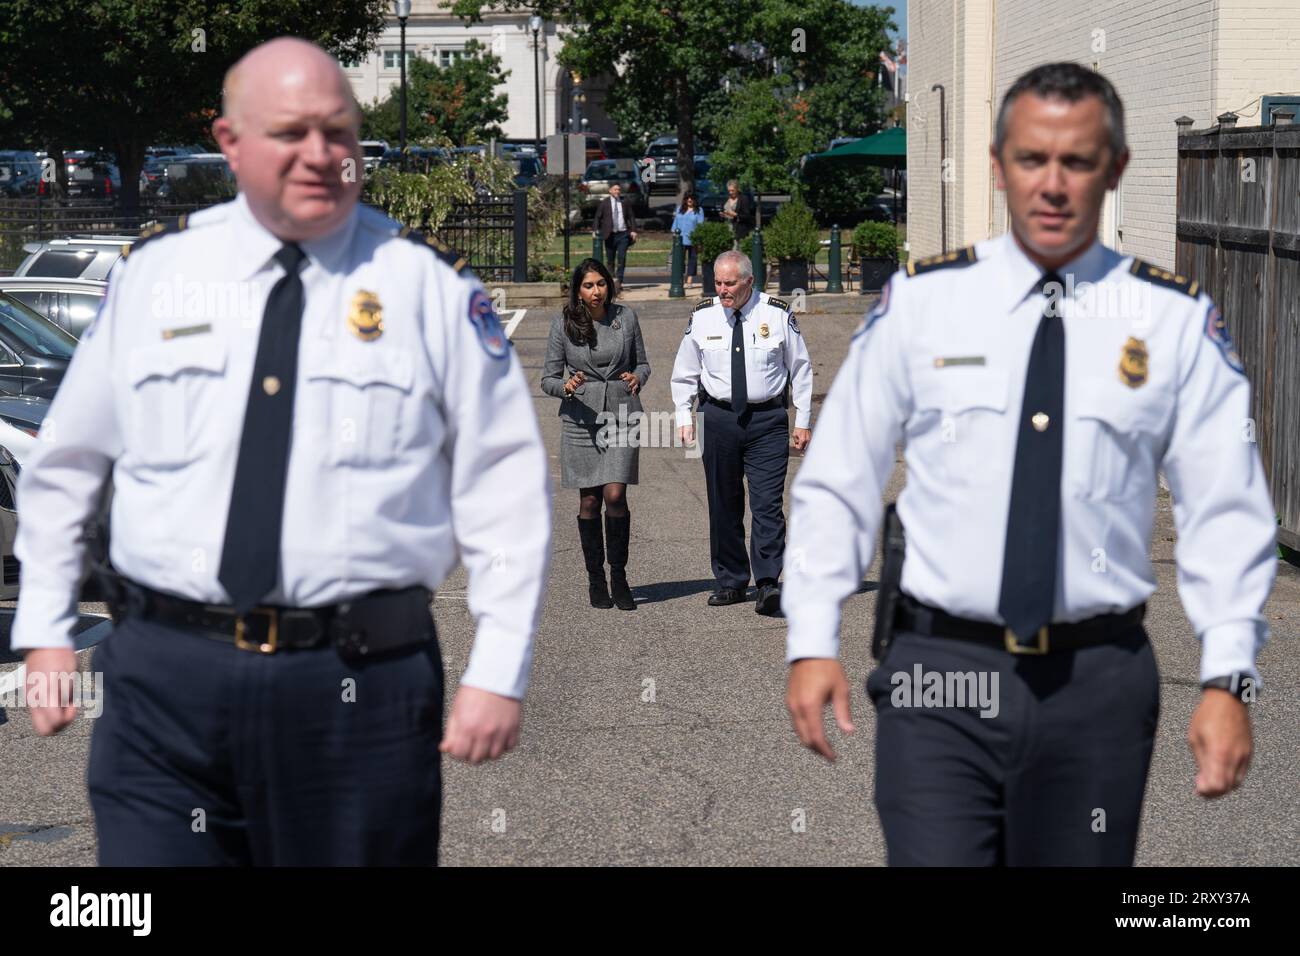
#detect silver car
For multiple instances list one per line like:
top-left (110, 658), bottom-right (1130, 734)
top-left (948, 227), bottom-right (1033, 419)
top-left (0, 277), bottom-right (107, 338)
top-left (14, 236), bottom-right (137, 281)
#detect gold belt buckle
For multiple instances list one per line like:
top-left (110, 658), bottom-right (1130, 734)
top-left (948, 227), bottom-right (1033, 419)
top-left (234, 608), bottom-right (279, 653)
top-left (1005, 625), bottom-right (1049, 655)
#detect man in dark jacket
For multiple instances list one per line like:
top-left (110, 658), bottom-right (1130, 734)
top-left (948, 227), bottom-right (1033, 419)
top-left (592, 183), bottom-right (638, 287)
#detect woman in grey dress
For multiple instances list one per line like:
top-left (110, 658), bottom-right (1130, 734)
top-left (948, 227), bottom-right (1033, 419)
top-left (541, 258), bottom-right (651, 610)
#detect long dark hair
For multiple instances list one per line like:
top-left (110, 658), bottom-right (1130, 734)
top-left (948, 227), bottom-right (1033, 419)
top-left (563, 258), bottom-right (616, 346)
top-left (678, 193), bottom-right (699, 214)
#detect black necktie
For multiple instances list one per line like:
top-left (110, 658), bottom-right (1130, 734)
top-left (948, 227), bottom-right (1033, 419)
top-left (218, 244), bottom-right (307, 614)
top-left (730, 308), bottom-right (747, 414)
top-left (998, 271), bottom-right (1066, 645)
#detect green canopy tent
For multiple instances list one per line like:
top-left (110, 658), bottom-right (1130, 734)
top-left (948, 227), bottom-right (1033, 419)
top-left (804, 126), bottom-right (907, 224)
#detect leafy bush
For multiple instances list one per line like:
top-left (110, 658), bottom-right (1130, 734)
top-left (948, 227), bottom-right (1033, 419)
top-left (762, 199), bottom-right (820, 263)
top-left (692, 220), bottom-right (735, 264)
top-left (739, 233), bottom-right (754, 260)
top-left (852, 221), bottom-right (898, 259)
top-left (799, 161), bottom-right (884, 226)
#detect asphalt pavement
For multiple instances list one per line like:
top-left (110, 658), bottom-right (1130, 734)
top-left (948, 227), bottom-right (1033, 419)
top-left (0, 288), bottom-right (1296, 866)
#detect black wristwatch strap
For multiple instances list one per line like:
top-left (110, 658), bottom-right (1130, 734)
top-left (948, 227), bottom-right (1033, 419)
top-left (1201, 672), bottom-right (1257, 703)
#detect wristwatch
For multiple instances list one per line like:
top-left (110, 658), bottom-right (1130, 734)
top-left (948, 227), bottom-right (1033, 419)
top-left (1201, 672), bottom-right (1257, 703)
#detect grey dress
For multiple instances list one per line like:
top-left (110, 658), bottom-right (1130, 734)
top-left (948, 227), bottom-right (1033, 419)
top-left (540, 303), bottom-right (651, 488)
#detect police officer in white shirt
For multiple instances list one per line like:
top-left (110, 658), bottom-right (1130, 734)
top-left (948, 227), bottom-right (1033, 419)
top-left (671, 250), bottom-right (813, 615)
top-left (12, 38), bottom-right (551, 866)
top-left (783, 64), bottom-right (1275, 865)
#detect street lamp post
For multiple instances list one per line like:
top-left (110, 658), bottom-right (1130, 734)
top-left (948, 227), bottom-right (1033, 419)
top-left (529, 14), bottom-right (543, 157)
top-left (395, 0), bottom-right (411, 172)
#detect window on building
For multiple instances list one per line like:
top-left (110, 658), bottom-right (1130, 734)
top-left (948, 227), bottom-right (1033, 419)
top-left (439, 49), bottom-right (467, 68)
top-left (383, 49), bottom-right (415, 70)
top-left (341, 57), bottom-right (363, 69)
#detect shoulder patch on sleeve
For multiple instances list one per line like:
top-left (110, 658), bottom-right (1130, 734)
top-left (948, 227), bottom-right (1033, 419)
top-left (1204, 304), bottom-right (1245, 375)
top-left (401, 227), bottom-right (476, 278)
top-left (692, 297), bottom-right (714, 312)
top-left (120, 214), bottom-right (190, 260)
top-left (1129, 258), bottom-right (1200, 297)
top-left (905, 245), bottom-right (977, 277)
top-left (468, 288), bottom-right (509, 359)
top-left (788, 313), bottom-right (800, 335)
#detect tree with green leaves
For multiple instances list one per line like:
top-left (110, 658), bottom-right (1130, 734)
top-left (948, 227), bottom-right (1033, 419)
top-left (449, 0), bottom-right (894, 205)
top-left (360, 40), bottom-right (510, 145)
top-left (0, 0), bottom-right (389, 212)
top-left (707, 76), bottom-right (816, 200)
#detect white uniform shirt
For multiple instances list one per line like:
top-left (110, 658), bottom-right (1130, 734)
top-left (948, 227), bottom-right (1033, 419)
top-left (12, 195), bottom-right (552, 700)
top-left (670, 290), bottom-right (814, 428)
top-left (784, 232), bottom-right (1276, 684)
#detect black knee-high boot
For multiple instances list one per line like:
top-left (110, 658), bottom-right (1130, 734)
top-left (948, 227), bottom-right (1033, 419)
top-left (578, 517), bottom-right (613, 608)
top-left (605, 513), bottom-right (636, 611)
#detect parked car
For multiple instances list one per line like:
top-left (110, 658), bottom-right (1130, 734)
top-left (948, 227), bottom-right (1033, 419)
top-left (0, 150), bottom-right (42, 197)
top-left (14, 237), bottom-right (136, 281)
top-left (577, 159), bottom-right (650, 219)
top-left (62, 154), bottom-right (122, 199)
top-left (0, 388), bottom-right (50, 435)
top-left (0, 277), bottom-right (107, 338)
top-left (377, 146), bottom-right (449, 172)
top-left (139, 157), bottom-right (169, 196)
top-left (360, 140), bottom-right (389, 173)
top-left (158, 153), bottom-right (235, 201)
top-left (642, 137), bottom-right (681, 194)
top-left (0, 292), bottom-right (76, 398)
top-left (0, 441), bottom-right (22, 600)
top-left (512, 155), bottom-right (543, 188)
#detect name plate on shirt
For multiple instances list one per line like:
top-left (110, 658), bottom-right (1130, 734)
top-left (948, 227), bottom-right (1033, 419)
top-left (933, 356), bottom-right (986, 368)
top-left (161, 323), bottom-right (212, 340)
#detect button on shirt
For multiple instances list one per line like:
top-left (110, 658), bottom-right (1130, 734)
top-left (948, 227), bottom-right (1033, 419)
top-left (670, 291), bottom-right (813, 427)
top-left (783, 232), bottom-right (1276, 684)
top-left (12, 195), bottom-right (552, 699)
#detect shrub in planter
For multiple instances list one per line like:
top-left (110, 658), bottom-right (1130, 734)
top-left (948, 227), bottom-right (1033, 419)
top-left (763, 199), bottom-right (821, 294)
top-left (692, 220), bottom-right (735, 296)
top-left (852, 220), bottom-right (898, 293)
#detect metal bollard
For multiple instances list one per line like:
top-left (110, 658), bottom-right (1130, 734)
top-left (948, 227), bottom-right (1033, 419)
top-left (591, 233), bottom-right (603, 265)
top-left (827, 224), bottom-right (843, 293)
top-left (669, 230), bottom-right (684, 298)
top-left (750, 228), bottom-right (765, 290)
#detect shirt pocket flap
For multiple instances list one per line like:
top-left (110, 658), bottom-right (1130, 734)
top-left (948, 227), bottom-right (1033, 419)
top-left (301, 343), bottom-right (414, 392)
top-left (1073, 377), bottom-right (1168, 435)
top-left (128, 338), bottom-right (227, 386)
top-left (913, 366), bottom-right (1010, 414)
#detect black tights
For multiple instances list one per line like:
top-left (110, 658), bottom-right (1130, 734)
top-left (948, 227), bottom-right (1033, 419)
top-left (579, 483), bottom-right (628, 519)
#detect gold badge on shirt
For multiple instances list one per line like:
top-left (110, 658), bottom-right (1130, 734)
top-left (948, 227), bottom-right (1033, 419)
top-left (1119, 336), bottom-right (1148, 388)
top-left (759, 323), bottom-right (770, 338)
top-left (347, 289), bottom-right (384, 342)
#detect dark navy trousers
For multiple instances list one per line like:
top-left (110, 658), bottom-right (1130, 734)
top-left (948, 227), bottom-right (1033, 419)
top-left (88, 615), bottom-right (443, 866)
top-left (866, 626), bottom-right (1159, 866)
top-left (699, 400), bottom-right (790, 589)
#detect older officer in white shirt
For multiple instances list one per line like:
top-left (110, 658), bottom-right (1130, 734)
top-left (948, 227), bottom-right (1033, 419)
top-left (13, 37), bottom-right (550, 866)
top-left (671, 251), bottom-right (813, 615)
top-left (784, 63), bottom-right (1275, 866)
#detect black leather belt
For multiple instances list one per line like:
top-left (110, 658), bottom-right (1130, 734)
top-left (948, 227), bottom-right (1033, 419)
top-left (701, 393), bottom-right (785, 413)
top-left (895, 594), bottom-right (1145, 655)
top-left (101, 571), bottom-right (433, 660)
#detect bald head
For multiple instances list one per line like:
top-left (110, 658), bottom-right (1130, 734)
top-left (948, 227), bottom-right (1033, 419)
top-left (213, 37), bottom-right (363, 242)
top-left (222, 37), bottom-right (360, 133)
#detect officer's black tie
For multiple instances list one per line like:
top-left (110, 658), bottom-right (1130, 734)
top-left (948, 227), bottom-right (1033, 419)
top-left (218, 243), bottom-right (307, 615)
top-left (998, 271), bottom-right (1066, 646)
top-left (730, 308), bottom-right (747, 415)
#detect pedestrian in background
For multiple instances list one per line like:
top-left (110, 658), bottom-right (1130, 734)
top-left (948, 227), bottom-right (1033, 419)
top-left (721, 181), bottom-right (754, 244)
top-left (673, 193), bottom-right (705, 287)
top-left (592, 182), bottom-right (638, 292)
top-left (541, 258), bottom-right (650, 611)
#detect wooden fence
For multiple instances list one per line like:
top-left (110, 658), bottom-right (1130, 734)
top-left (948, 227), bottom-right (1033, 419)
top-left (1175, 112), bottom-right (1300, 551)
